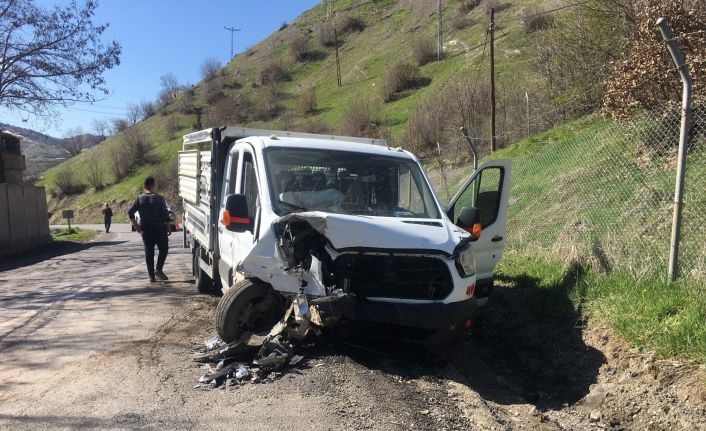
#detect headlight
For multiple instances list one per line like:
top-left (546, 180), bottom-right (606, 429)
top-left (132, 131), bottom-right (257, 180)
top-left (455, 244), bottom-right (475, 278)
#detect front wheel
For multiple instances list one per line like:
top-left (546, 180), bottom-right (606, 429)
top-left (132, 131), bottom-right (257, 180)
top-left (193, 248), bottom-right (214, 294)
top-left (215, 279), bottom-right (284, 342)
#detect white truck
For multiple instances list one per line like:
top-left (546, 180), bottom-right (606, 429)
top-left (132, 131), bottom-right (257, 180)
top-left (179, 127), bottom-right (511, 344)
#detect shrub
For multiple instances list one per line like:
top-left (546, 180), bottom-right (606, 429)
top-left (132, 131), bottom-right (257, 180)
top-left (290, 33), bottom-right (310, 62)
top-left (200, 57), bottom-right (222, 80)
top-left (140, 100), bottom-right (156, 118)
top-left (458, 0), bottom-right (480, 15)
top-left (55, 165), bottom-right (85, 196)
top-left (405, 97), bottom-right (446, 155)
top-left (317, 22), bottom-right (337, 47)
top-left (260, 63), bottom-right (289, 85)
top-left (112, 118), bottom-right (129, 133)
top-left (279, 22), bottom-right (288, 31)
top-left (298, 87), bottom-right (317, 116)
top-left (340, 16), bottom-right (365, 33)
top-left (521, 6), bottom-right (555, 33)
top-left (298, 118), bottom-right (332, 134)
top-left (412, 37), bottom-right (436, 66)
top-left (110, 147), bottom-right (131, 182)
top-left (153, 157), bottom-right (179, 209)
top-left (342, 98), bottom-right (382, 138)
top-left (381, 62), bottom-right (426, 103)
top-left (164, 114), bottom-right (181, 140)
top-left (86, 155), bottom-right (104, 190)
top-left (123, 128), bottom-right (156, 166)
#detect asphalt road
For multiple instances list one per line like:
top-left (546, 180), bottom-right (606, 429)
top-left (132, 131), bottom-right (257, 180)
top-left (1, 225), bottom-right (703, 430)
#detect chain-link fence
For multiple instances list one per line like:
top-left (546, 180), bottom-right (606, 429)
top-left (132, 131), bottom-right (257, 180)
top-left (431, 104), bottom-right (705, 282)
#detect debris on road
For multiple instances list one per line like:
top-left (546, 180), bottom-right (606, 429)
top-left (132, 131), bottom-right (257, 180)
top-left (193, 294), bottom-right (326, 389)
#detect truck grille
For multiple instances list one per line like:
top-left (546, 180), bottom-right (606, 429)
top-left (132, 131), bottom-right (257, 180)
top-left (333, 255), bottom-right (453, 300)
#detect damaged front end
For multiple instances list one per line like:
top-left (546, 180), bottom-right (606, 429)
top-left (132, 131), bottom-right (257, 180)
top-left (235, 212), bottom-right (476, 345)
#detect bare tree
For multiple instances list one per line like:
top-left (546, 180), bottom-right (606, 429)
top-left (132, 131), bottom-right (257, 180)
top-left (0, 0), bottom-right (121, 119)
top-left (91, 118), bottom-right (110, 141)
top-left (59, 127), bottom-right (87, 157)
top-left (159, 73), bottom-right (181, 101)
top-left (126, 102), bottom-right (142, 125)
top-left (111, 117), bottom-right (129, 134)
top-left (200, 58), bottom-right (222, 81)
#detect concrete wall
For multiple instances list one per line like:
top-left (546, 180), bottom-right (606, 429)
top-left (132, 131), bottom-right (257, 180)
top-left (0, 184), bottom-right (51, 258)
top-left (0, 184), bottom-right (11, 255)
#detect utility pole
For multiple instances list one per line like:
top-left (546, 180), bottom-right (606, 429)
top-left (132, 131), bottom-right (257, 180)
top-left (224, 26), bottom-right (241, 60)
top-left (489, 7), bottom-right (496, 152)
top-left (334, 23), bottom-right (342, 86)
top-left (526, 91), bottom-right (530, 138)
top-left (437, 0), bottom-right (443, 61)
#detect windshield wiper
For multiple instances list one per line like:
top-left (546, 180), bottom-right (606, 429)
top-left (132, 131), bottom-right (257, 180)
top-left (277, 199), bottom-right (308, 213)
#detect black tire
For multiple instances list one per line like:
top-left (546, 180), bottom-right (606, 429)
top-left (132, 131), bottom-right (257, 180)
top-left (193, 248), bottom-right (214, 294)
top-left (215, 279), bottom-right (284, 343)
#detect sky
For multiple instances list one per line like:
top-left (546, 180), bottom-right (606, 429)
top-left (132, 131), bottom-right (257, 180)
top-left (1, 0), bottom-right (320, 138)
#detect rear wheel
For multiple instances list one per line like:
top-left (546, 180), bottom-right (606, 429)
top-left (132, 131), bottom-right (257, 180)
top-left (193, 247), bottom-right (214, 294)
top-left (215, 279), bottom-right (284, 342)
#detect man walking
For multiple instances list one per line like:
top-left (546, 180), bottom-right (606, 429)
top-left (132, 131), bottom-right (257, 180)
top-left (102, 203), bottom-right (113, 233)
top-left (128, 176), bottom-right (171, 283)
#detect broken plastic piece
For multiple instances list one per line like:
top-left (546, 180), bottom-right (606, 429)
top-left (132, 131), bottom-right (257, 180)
top-left (235, 364), bottom-right (250, 380)
top-left (204, 335), bottom-right (221, 351)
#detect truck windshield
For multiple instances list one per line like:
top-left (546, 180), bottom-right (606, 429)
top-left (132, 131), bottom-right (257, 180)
top-left (264, 147), bottom-right (441, 219)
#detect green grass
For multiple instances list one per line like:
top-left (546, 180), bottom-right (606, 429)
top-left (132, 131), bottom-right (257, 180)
top-left (51, 227), bottom-right (99, 243)
top-left (498, 251), bottom-right (706, 364)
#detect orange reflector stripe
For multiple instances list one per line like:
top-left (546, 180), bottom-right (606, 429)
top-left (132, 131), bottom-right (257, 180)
top-left (471, 223), bottom-right (481, 240)
top-left (230, 217), bottom-right (250, 224)
top-left (221, 210), bottom-right (231, 226)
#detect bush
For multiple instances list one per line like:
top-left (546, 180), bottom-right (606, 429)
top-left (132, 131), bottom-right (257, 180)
top-left (153, 157), bottom-right (179, 210)
top-left (86, 155), bottom-right (104, 190)
top-left (521, 6), bottom-right (555, 33)
top-left (111, 118), bottom-right (129, 133)
top-left (260, 63), bottom-right (289, 85)
top-left (381, 62), bottom-right (427, 103)
top-left (140, 100), bottom-right (156, 118)
top-left (164, 114), bottom-right (181, 140)
top-left (458, 0), bottom-right (480, 15)
top-left (55, 165), bottom-right (85, 196)
top-left (317, 22), bottom-right (337, 47)
top-left (412, 37), bottom-right (436, 66)
top-left (110, 147), bottom-right (131, 182)
top-left (340, 16), bottom-right (365, 33)
top-left (405, 97), bottom-right (446, 155)
top-left (298, 118), bottom-right (332, 134)
top-left (342, 98), bottom-right (382, 138)
top-left (298, 87), bottom-right (317, 116)
top-left (200, 57), bottom-right (222, 80)
top-left (203, 94), bottom-right (252, 127)
top-left (124, 128), bottom-right (156, 166)
top-left (290, 33), bottom-right (310, 62)
top-left (279, 22), bottom-right (288, 31)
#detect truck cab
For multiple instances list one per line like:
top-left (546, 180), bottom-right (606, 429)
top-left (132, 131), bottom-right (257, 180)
top-left (179, 127), bottom-right (511, 344)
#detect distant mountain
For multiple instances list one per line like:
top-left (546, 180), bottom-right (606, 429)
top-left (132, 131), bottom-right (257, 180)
top-left (0, 123), bottom-right (102, 177)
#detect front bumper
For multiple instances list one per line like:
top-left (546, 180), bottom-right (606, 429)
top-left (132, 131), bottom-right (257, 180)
top-left (311, 295), bottom-right (477, 345)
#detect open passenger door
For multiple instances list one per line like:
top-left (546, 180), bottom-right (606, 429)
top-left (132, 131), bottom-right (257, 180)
top-left (447, 160), bottom-right (512, 301)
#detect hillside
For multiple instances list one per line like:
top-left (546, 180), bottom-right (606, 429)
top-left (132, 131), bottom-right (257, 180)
top-left (39, 0), bottom-right (551, 222)
top-left (0, 123), bottom-right (102, 178)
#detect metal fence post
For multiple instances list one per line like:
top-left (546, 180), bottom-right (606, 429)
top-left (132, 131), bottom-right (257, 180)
top-left (656, 18), bottom-right (693, 282)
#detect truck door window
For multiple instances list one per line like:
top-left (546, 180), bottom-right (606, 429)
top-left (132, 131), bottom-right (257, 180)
top-left (224, 153), bottom-right (240, 196)
top-left (242, 153), bottom-right (259, 220)
top-left (476, 167), bottom-right (502, 227)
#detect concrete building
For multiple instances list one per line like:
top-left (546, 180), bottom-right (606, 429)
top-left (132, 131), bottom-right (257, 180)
top-left (0, 131), bottom-right (51, 257)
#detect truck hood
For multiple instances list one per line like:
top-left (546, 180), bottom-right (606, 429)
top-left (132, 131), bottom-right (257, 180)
top-left (274, 211), bottom-right (465, 256)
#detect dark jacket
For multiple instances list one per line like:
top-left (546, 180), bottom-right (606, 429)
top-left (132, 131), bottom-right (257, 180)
top-left (128, 192), bottom-right (170, 230)
top-left (102, 207), bottom-right (113, 220)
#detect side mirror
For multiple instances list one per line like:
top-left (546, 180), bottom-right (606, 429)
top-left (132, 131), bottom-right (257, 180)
top-left (457, 207), bottom-right (481, 240)
top-left (222, 194), bottom-right (250, 232)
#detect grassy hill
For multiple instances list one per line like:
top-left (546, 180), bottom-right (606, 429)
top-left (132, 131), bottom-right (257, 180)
top-left (39, 0), bottom-right (549, 223)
